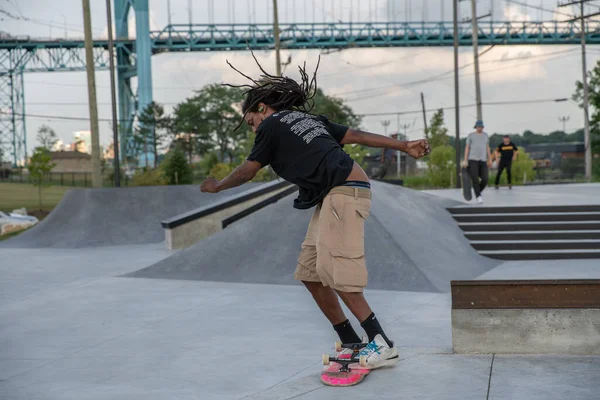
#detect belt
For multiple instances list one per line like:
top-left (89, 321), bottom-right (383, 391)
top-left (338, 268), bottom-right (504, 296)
top-left (328, 186), bottom-right (372, 200)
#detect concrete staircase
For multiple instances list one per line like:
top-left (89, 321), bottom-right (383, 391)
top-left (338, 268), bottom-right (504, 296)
top-left (448, 205), bottom-right (600, 260)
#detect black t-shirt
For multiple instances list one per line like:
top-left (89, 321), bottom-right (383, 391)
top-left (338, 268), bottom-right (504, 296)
top-left (497, 142), bottom-right (518, 161)
top-left (247, 110), bottom-right (354, 209)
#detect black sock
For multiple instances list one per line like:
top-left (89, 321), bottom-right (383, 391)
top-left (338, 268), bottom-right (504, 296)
top-left (333, 319), bottom-right (362, 344)
top-left (360, 312), bottom-right (393, 347)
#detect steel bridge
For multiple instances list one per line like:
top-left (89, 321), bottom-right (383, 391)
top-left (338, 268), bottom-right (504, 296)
top-left (1, 2), bottom-right (599, 165)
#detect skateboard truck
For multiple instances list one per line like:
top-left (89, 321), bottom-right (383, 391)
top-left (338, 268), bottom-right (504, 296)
top-left (334, 341), bottom-right (368, 353)
top-left (323, 341), bottom-right (370, 371)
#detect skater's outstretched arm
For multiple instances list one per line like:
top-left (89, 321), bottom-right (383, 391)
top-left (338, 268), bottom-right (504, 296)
top-left (341, 128), bottom-right (430, 159)
top-left (199, 160), bottom-right (262, 193)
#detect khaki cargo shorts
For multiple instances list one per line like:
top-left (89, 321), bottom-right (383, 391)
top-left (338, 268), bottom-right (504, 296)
top-left (294, 186), bottom-right (371, 293)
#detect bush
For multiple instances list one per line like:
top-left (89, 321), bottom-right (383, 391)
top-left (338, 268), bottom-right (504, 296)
top-left (199, 151), bottom-right (220, 176)
top-left (426, 145), bottom-right (456, 188)
top-left (560, 157), bottom-right (585, 179)
top-left (103, 167), bottom-right (127, 186)
top-left (594, 159), bottom-right (600, 182)
top-left (208, 163), bottom-right (235, 180)
top-left (492, 150), bottom-right (536, 185)
top-left (401, 175), bottom-right (433, 189)
top-left (131, 168), bottom-right (168, 186)
top-left (343, 144), bottom-right (370, 169)
top-left (162, 149), bottom-right (193, 185)
top-left (251, 168), bottom-right (274, 182)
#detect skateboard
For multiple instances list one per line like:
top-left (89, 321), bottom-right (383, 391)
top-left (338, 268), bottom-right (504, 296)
top-left (461, 167), bottom-right (472, 201)
top-left (320, 342), bottom-right (370, 387)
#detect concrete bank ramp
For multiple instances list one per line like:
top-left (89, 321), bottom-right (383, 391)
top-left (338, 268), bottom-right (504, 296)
top-left (370, 182), bottom-right (499, 291)
top-left (128, 182), bottom-right (497, 292)
top-left (0, 184), bottom-right (258, 248)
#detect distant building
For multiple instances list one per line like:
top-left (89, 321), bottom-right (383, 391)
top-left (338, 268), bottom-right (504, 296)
top-left (51, 139), bottom-right (70, 152)
top-left (524, 142), bottom-right (584, 168)
top-left (362, 132), bottom-right (418, 178)
top-left (50, 151), bottom-right (92, 173)
top-left (72, 131), bottom-right (91, 154)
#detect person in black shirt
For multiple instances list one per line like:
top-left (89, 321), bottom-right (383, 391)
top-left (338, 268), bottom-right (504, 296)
top-left (200, 55), bottom-right (430, 369)
top-left (494, 135), bottom-right (518, 189)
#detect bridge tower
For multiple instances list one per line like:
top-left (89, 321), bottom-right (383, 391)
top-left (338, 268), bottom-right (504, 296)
top-left (0, 58), bottom-right (26, 166)
top-left (114, 0), bottom-right (153, 165)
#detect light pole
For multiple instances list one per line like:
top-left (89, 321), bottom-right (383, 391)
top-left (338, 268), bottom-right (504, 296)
top-left (558, 116), bottom-right (570, 133)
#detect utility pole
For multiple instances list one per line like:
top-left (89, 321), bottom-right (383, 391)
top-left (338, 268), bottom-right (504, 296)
top-left (381, 120), bottom-right (390, 136)
top-left (381, 120), bottom-right (393, 175)
top-left (560, 0), bottom-right (597, 182)
top-left (105, 0), bottom-right (120, 187)
top-left (558, 116), bottom-right (570, 133)
top-left (82, 0), bottom-right (102, 188)
top-left (273, 0), bottom-right (282, 76)
top-left (471, 0), bottom-right (483, 120)
top-left (399, 122), bottom-right (413, 177)
top-left (453, 0), bottom-right (461, 188)
top-left (168, 0), bottom-right (172, 26)
top-left (421, 92), bottom-right (428, 135)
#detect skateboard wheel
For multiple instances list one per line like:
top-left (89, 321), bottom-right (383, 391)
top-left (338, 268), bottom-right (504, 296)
top-left (322, 353), bottom-right (330, 365)
top-left (334, 341), bottom-right (342, 352)
top-left (359, 355), bottom-right (368, 368)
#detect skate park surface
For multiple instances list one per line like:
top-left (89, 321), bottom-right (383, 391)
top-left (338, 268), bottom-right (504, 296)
top-left (1, 182), bottom-right (599, 399)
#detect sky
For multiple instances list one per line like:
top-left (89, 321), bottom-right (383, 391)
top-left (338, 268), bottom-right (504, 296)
top-left (2, 0), bottom-right (600, 155)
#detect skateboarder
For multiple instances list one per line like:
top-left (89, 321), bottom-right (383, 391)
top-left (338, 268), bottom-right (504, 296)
top-left (462, 120), bottom-right (492, 204)
top-left (494, 135), bottom-right (518, 189)
top-left (200, 56), bottom-right (430, 369)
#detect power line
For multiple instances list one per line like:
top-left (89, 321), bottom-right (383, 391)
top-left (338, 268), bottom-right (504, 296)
top-left (320, 51), bottom-right (425, 77)
top-left (338, 48), bottom-right (579, 100)
top-left (504, 0), bottom-right (575, 18)
top-left (5, 97), bottom-right (570, 123)
top-left (358, 97), bottom-right (571, 118)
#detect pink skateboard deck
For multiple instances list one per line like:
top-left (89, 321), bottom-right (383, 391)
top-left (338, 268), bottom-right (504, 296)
top-left (320, 360), bottom-right (370, 387)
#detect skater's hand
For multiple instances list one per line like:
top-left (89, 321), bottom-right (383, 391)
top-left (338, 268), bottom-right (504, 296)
top-left (200, 177), bottom-right (220, 193)
top-left (406, 139), bottom-right (431, 159)
top-left (461, 160), bottom-right (468, 168)
top-left (487, 160), bottom-right (492, 168)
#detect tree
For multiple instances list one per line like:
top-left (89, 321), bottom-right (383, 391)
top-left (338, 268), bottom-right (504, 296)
top-left (172, 85), bottom-right (246, 163)
top-left (28, 147), bottom-right (56, 210)
top-left (425, 110), bottom-right (455, 187)
top-left (426, 146), bottom-right (456, 188)
top-left (161, 148), bottom-right (193, 185)
top-left (573, 59), bottom-right (600, 178)
top-left (136, 101), bottom-right (170, 168)
top-left (425, 109), bottom-right (449, 148)
top-left (36, 125), bottom-right (58, 150)
top-left (312, 88), bottom-right (362, 128)
top-left (310, 89), bottom-right (370, 164)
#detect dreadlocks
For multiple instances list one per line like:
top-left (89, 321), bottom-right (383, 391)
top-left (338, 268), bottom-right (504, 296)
top-left (223, 50), bottom-right (320, 130)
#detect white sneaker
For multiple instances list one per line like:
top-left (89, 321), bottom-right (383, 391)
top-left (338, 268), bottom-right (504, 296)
top-left (337, 336), bottom-right (368, 359)
top-left (358, 334), bottom-right (399, 369)
top-left (477, 196), bottom-right (484, 204)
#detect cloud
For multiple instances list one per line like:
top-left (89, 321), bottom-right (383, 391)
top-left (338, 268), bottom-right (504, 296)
top-left (503, 3), bottom-right (533, 22)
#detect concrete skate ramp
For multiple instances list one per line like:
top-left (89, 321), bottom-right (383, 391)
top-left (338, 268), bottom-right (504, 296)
top-left (129, 182), bottom-right (498, 292)
top-left (370, 182), bottom-right (499, 291)
top-left (0, 184), bottom-right (258, 248)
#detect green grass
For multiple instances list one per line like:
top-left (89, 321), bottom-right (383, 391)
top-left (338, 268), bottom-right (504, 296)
top-left (0, 183), bottom-right (72, 212)
top-left (0, 227), bottom-right (32, 241)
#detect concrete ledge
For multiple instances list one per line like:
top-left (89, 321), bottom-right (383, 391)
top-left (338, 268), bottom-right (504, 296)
top-left (451, 279), bottom-right (600, 355)
top-left (163, 181), bottom-right (294, 250)
top-left (452, 308), bottom-right (600, 355)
